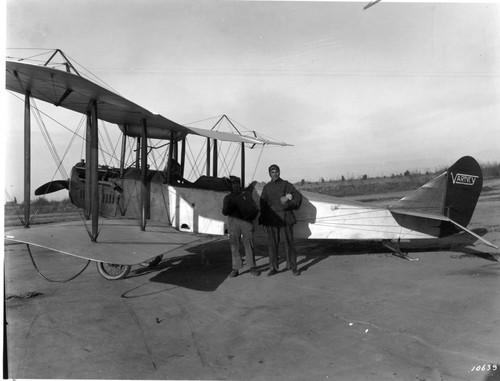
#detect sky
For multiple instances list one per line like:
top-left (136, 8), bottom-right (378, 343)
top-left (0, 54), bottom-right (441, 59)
top-left (3, 0), bottom-right (500, 202)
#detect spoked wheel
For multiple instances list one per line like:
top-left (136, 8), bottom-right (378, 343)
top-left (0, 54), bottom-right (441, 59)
top-left (96, 262), bottom-right (131, 280)
top-left (139, 255), bottom-right (163, 268)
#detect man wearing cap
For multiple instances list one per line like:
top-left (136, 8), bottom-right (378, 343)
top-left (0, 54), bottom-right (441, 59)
top-left (222, 176), bottom-right (261, 278)
top-left (259, 164), bottom-right (302, 276)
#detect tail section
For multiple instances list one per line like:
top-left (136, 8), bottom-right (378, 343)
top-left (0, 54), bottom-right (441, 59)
top-left (389, 156), bottom-right (483, 237)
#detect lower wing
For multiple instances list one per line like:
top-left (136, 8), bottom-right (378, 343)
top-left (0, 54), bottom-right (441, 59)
top-left (4, 218), bottom-right (221, 265)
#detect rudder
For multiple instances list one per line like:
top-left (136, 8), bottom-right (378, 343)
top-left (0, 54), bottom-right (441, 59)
top-left (444, 156), bottom-right (483, 228)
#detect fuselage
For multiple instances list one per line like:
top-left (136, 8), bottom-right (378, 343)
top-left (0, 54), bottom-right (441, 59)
top-left (69, 162), bottom-right (438, 242)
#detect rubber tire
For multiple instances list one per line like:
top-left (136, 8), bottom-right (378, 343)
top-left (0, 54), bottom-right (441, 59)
top-left (139, 255), bottom-right (163, 268)
top-left (96, 262), bottom-right (131, 280)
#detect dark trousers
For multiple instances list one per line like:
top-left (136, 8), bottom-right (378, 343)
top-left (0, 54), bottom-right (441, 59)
top-left (266, 224), bottom-right (296, 271)
top-left (228, 216), bottom-right (255, 270)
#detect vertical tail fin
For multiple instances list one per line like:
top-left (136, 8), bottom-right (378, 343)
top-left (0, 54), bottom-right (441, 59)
top-left (444, 156), bottom-right (483, 227)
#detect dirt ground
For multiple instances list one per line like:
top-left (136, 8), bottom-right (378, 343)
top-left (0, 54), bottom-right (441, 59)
top-left (3, 180), bottom-right (500, 380)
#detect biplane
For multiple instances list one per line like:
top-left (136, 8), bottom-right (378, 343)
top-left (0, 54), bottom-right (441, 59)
top-left (5, 50), bottom-right (498, 280)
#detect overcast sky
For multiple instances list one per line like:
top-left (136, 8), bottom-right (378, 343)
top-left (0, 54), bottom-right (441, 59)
top-left (3, 0), bottom-right (500, 201)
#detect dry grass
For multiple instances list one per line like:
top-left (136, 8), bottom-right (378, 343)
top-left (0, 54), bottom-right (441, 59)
top-left (295, 162), bottom-right (500, 198)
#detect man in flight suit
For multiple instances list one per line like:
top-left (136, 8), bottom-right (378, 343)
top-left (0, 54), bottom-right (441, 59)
top-left (259, 164), bottom-right (302, 276)
top-left (222, 176), bottom-right (261, 278)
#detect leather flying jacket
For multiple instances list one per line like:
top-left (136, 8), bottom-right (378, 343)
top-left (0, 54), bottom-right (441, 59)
top-left (259, 178), bottom-right (302, 226)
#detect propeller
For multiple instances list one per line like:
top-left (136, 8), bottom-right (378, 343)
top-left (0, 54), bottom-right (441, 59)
top-left (35, 180), bottom-right (70, 195)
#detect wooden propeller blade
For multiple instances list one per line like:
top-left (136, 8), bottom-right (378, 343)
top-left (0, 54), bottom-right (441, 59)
top-left (34, 180), bottom-right (69, 195)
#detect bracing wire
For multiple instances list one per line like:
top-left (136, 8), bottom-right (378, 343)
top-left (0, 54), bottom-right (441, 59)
top-left (110, 132), bottom-right (122, 168)
top-left (31, 98), bottom-right (69, 180)
top-left (97, 123), bottom-right (111, 166)
top-left (79, 128), bottom-right (85, 161)
top-left (251, 144), bottom-right (266, 182)
top-left (217, 141), bottom-right (239, 177)
top-left (9, 91), bottom-right (122, 166)
top-left (99, 120), bottom-right (122, 168)
top-left (7, 48), bottom-right (56, 64)
top-left (58, 116), bottom-right (85, 175)
top-left (26, 244), bottom-right (91, 283)
top-left (63, 52), bottom-right (121, 94)
top-left (126, 138), bottom-right (136, 169)
top-left (185, 139), bottom-right (202, 181)
top-left (227, 143), bottom-right (240, 175)
top-left (97, 121), bottom-right (118, 167)
top-left (148, 138), bottom-right (161, 170)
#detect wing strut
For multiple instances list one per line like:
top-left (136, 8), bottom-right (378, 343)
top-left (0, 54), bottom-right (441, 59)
top-left (89, 99), bottom-right (99, 241)
top-left (206, 138), bottom-right (211, 176)
top-left (241, 142), bottom-right (246, 186)
top-left (24, 91), bottom-right (31, 228)
top-left (135, 137), bottom-right (141, 168)
top-left (44, 49), bottom-right (81, 76)
top-left (119, 126), bottom-right (127, 178)
top-left (140, 119), bottom-right (148, 231)
top-left (180, 138), bottom-right (186, 179)
top-left (85, 111), bottom-right (91, 219)
top-left (165, 131), bottom-right (175, 185)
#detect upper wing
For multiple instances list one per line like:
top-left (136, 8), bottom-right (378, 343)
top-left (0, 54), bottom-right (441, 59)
top-left (6, 60), bottom-right (289, 145)
top-left (6, 60), bottom-right (188, 141)
top-left (183, 125), bottom-right (290, 145)
top-left (4, 219), bottom-right (218, 265)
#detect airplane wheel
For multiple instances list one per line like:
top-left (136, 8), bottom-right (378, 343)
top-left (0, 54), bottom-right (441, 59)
top-left (96, 262), bottom-right (131, 280)
top-left (139, 255), bottom-right (163, 268)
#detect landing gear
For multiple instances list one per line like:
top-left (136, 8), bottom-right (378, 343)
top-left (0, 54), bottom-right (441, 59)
top-left (96, 262), bottom-right (132, 280)
top-left (139, 255), bottom-right (163, 268)
top-left (96, 255), bottom-right (163, 280)
top-left (383, 241), bottom-right (419, 261)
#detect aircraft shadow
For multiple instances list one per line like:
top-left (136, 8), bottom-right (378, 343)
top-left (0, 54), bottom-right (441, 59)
top-left (131, 238), bottom-right (283, 291)
top-left (127, 228), bottom-right (497, 292)
top-left (293, 227), bottom-right (498, 265)
top-left (140, 241), bottom-right (233, 291)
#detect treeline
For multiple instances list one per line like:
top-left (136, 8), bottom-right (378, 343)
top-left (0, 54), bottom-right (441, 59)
top-left (295, 161), bottom-right (500, 197)
top-left (4, 197), bottom-right (76, 215)
top-left (481, 162), bottom-right (500, 178)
